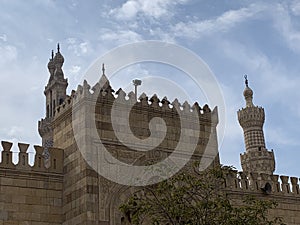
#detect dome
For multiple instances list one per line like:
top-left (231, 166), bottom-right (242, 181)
top-left (47, 59), bottom-right (55, 70)
top-left (54, 43), bottom-right (64, 65)
top-left (243, 86), bottom-right (253, 99)
top-left (47, 50), bottom-right (55, 71)
top-left (54, 51), bottom-right (64, 64)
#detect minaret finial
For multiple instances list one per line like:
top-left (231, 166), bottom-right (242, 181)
top-left (57, 43), bottom-right (60, 53)
top-left (244, 74), bottom-right (248, 87)
top-left (102, 63), bottom-right (105, 75)
top-left (243, 74), bottom-right (254, 107)
top-left (51, 50), bottom-right (54, 60)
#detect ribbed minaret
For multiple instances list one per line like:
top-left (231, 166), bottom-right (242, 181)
top-left (238, 76), bottom-right (275, 176)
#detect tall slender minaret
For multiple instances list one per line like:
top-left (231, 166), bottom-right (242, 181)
top-left (238, 76), bottom-right (275, 177)
top-left (38, 44), bottom-right (68, 147)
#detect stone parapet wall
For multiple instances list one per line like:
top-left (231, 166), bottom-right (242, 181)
top-left (0, 141), bottom-right (64, 224)
top-left (0, 141), bottom-right (63, 173)
top-left (224, 171), bottom-right (299, 195)
top-left (224, 170), bottom-right (300, 224)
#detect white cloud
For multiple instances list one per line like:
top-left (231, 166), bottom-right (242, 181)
top-left (66, 38), bottom-right (89, 56)
top-left (0, 44), bottom-right (17, 65)
top-left (271, 3), bottom-right (300, 53)
top-left (99, 29), bottom-right (142, 44)
top-left (0, 34), bottom-right (7, 42)
top-left (114, 0), bottom-right (139, 20)
top-left (69, 65), bottom-right (81, 74)
top-left (80, 42), bottom-right (88, 54)
top-left (171, 3), bottom-right (265, 39)
top-left (290, 0), bottom-right (300, 16)
top-left (149, 28), bottom-right (176, 43)
top-left (108, 0), bottom-right (188, 20)
top-left (220, 39), bottom-right (300, 100)
top-left (66, 37), bottom-right (76, 44)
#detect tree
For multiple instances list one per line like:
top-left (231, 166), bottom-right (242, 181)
top-left (120, 165), bottom-right (285, 225)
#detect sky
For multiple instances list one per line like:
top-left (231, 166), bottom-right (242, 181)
top-left (0, 0), bottom-right (299, 177)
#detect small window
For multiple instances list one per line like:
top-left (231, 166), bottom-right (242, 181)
top-left (46, 105), bottom-right (50, 118)
top-left (53, 100), bottom-right (56, 116)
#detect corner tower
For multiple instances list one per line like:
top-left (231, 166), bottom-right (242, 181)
top-left (238, 76), bottom-right (275, 176)
top-left (38, 44), bottom-right (68, 147)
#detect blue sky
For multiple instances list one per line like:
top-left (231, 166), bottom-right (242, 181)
top-left (0, 0), bottom-right (299, 177)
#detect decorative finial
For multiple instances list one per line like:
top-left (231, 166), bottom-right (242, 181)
top-left (243, 74), bottom-right (254, 107)
top-left (244, 75), bottom-right (248, 87)
top-left (102, 63), bottom-right (105, 75)
top-left (57, 43), bottom-right (60, 53)
top-left (51, 50), bottom-right (54, 60)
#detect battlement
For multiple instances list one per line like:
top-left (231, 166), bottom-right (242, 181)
top-left (240, 148), bottom-right (275, 175)
top-left (0, 141), bottom-right (63, 174)
top-left (224, 170), bottom-right (300, 196)
top-left (238, 106), bottom-right (265, 128)
top-left (54, 79), bottom-right (219, 124)
top-left (240, 147), bottom-right (274, 158)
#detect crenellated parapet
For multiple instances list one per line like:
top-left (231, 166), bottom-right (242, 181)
top-left (237, 106), bottom-right (265, 129)
top-left (55, 92), bottom-right (74, 117)
top-left (240, 148), bottom-right (275, 175)
top-left (224, 170), bottom-right (300, 196)
top-left (52, 76), bottom-right (220, 172)
top-left (0, 141), bottom-right (63, 174)
top-left (54, 78), bottom-right (219, 125)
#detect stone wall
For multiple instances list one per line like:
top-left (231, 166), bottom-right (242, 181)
top-left (52, 79), bottom-right (219, 225)
top-left (225, 171), bottom-right (300, 225)
top-left (0, 141), bottom-right (63, 225)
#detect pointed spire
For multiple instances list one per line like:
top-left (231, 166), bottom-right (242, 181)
top-left (99, 63), bottom-right (110, 90)
top-left (57, 43), bottom-right (60, 53)
top-left (102, 63), bottom-right (105, 75)
top-left (51, 50), bottom-right (54, 60)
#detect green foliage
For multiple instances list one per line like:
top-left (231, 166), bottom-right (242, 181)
top-left (120, 166), bottom-right (285, 225)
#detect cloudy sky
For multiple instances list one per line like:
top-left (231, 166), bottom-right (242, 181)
top-left (0, 0), bottom-right (299, 177)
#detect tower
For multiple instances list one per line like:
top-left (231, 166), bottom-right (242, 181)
top-left (38, 44), bottom-right (68, 147)
top-left (238, 76), bottom-right (275, 177)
